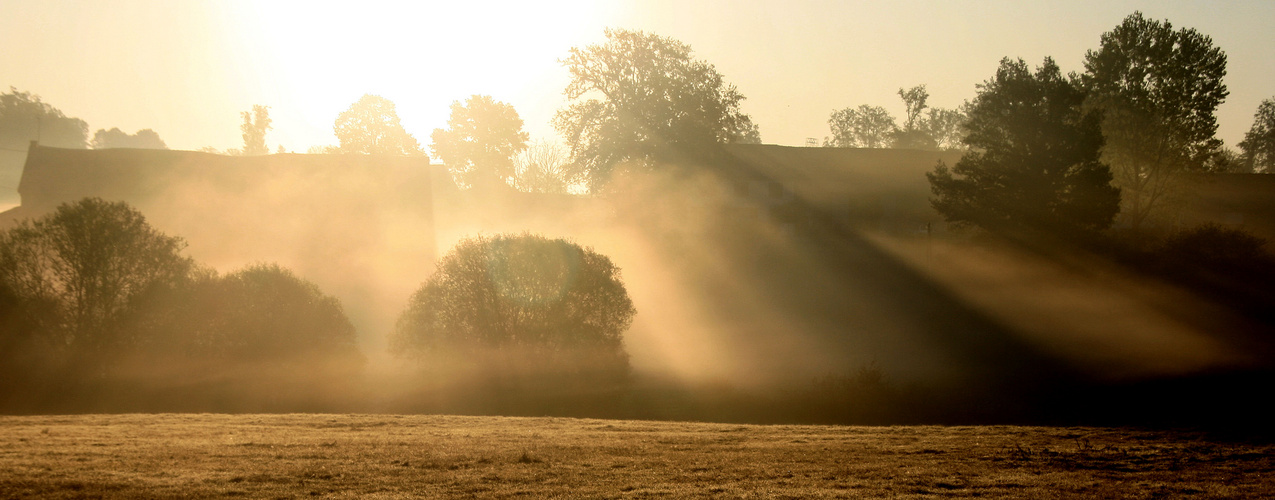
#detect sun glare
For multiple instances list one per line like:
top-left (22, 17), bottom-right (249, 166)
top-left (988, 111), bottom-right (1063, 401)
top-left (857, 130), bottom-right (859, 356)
top-left (225, 1), bottom-right (616, 151)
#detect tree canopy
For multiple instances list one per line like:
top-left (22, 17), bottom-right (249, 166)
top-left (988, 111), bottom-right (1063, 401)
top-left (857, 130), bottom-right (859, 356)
top-left (430, 95), bottom-right (529, 189)
top-left (928, 58), bottom-right (1120, 238)
top-left (553, 29), bottom-right (759, 191)
top-left (825, 86), bottom-right (967, 151)
top-left (240, 105), bottom-right (272, 156)
top-left (334, 94), bottom-right (423, 156)
top-left (392, 233), bottom-right (634, 375)
top-left (0, 87), bottom-right (88, 150)
top-left (1238, 98), bottom-right (1275, 173)
top-left (825, 105), bottom-right (896, 148)
top-left (1082, 11), bottom-right (1228, 230)
top-left (90, 128), bottom-right (167, 150)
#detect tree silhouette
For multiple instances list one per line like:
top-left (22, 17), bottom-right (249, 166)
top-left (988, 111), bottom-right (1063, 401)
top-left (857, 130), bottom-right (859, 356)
top-left (0, 198), bottom-right (194, 365)
top-left (891, 85), bottom-right (937, 150)
top-left (240, 105), bottom-right (272, 156)
top-left (825, 105), bottom-right (896, 148)
top-left (1083, 12), bottom-right (1228, 231)
top-left (928, 58), bottom-right (1120, 238)
top-left (554, 29), bottom-right (759, 191)
top-left (90, 128), bottom-right (167, 149)
top-left (0, 87), bottom-right (88, 150)
top-left (392, 234), bottom-right (634, 376)
top-left (1239, 98), bottom-right (1275, 173)
top-left (430, 95), bottom-right (529, 189)
top-left (512, 140), bottom-right (575, 194)
top-left (334, 94), bottom-right (423, 156)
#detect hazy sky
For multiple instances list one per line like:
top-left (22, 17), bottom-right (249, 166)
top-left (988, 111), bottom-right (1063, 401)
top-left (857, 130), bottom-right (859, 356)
top-left (2, 0), bottom-right (1272, 153)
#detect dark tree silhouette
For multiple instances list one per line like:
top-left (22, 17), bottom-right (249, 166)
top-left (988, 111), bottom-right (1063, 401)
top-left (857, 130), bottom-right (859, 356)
top-left (891, 85), bottom-right (938, 150)
top-left (554, 29), bottom-right (760, 191)
top-left (1083, 12), bottom-right (1228, 230)
top-left (240, 105), bottom-right (272, 156)
top-left (0, 198), bottom-right (194, 363)
top-left (928, 58), bottom-right (1120, 237)
top-left (1239, 98), bottom-right (1275, 173)
top-left (392, 234), bottom-right (634, 376)
top-left (334, 94), bottom-right (423, 156)
top-left (825, 105), bottom-right (896, 148)
top-left (430, 95), bottom-right (529, 189)
top-left (0, 87), bottom-right (88, 150)
top-left (90, 128), bottom-right (167, 150)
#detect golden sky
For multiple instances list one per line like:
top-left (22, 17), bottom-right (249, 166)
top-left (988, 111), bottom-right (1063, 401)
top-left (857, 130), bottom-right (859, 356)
top-left (2, 0), bottom-right (1272, 153)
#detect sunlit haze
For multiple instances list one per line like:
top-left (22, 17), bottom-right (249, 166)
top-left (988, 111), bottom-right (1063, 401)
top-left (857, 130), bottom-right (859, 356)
top-left (2, 0), bottom-right (1271, 153)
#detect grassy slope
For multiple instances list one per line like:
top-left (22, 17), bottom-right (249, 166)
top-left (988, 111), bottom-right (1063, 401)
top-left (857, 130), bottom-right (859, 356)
top-left (0, 414), bottom-right (1271, 499)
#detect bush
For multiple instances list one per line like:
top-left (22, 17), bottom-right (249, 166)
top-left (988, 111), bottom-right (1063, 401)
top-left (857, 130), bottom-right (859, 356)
top-left (392, 234), bottom-right (635, 413)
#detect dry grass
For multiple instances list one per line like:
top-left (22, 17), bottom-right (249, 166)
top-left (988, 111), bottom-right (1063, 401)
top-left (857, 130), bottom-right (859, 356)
top-left (0, 414), bottom-right (1271, 498)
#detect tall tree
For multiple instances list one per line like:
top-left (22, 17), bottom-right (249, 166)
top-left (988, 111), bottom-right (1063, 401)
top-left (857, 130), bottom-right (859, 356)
top-left (0, 87), bottom-right (88, 150)
top-left (825, 105), bottom-right (897, 148)
top-left (921, 106), bottom-right (969, 151)
top-left (1238, 97), bottom-right (1275, 173)
top-left (928, 58), bottom-right (1120, 238)
top-left (240, 105), bottom-right (272, 156)
top-left (90, 128), bottom-right (167, 150)
top-left (891, 85), bottom-right (937, 149)
top-left (1082, 12), bottom-right (1228, 231)
top-left (430, 95), bottom-right (529, 189)
top-left (334, 94), bottom-right (423, 156)
top-left (554, 29), bottom-right (759, 190)
top-left (512, 141), bottom-right (575, 194)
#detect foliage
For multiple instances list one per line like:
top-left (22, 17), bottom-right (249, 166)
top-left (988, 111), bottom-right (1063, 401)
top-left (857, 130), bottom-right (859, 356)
top-left (0, 87), bottom-right (88, 150)
top-left (553, 29), bottom-right (759, 191)
top-left (512, 140), bottom-right (576, 194)
top-left (825, 105), bottom-right (896, 148)
top-left (1082, 12), bottom-right (1228, 230)
top-left (334, 94), bottom-right (423, 156)
top-left (430, 95), bottom-right (529, 189)
top-left (240, 105), bottom-right (272, 156)
top-left (825, 86), bottom-right (966, 150)
top-left (1238, 98), bottom-right (1275, 173)
top-left (928, 58), bottom-right (1120, 237)
top-left (0, 198), bottom-right (194, 362)
top-left (393, 234), bottom-right (634, 376)
top-left (90, 128), bottom-right (167, 150)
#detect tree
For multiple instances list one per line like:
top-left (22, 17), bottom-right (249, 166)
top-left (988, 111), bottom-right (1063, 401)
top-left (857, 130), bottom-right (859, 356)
top-left (240, 105), bottom-right (272, 155)
top-left (1238, 98), bottom-right (1275, 173)
top-left (0, 87), bottom-right (88, 150)
top-left (553, 29), bottom-right (760, 190)
top-left (512, 140), bottom-right (576, 194)
top-left (334, 94), bottom-right (423, 156)
top-left (920, 106), bottom-right (969, 151)
top-left (430, 95), bottom-right (529, 189)
top-left (825, 105), bottom-right (897, 148)
top-left (1083, 12), bottom-right (1228, 231)
top-left (928, 58), bottom-right (1120, 238)
top-left (0, 198), bottom-right (194, 361)
top-left (90, 128), bottom-right (167, 149)
top-left (891, 85), bottom-right (938, 150)
top-left (392, 233), bottom-right (634, 376)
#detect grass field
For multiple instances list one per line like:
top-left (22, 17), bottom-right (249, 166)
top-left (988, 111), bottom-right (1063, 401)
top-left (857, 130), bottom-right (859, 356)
top-left (1, 414), bottom-right (1272, 498)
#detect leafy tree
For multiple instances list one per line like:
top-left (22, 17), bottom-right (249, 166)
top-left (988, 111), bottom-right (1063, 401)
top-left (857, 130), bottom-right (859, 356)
top-left (90, 128), bottom-right (167, 149)
top-left (240, 105), bottom-right (272, 156)
top-left (928, 58), bottom-right (1120, 237)
top-left (921, 106), bottom-right (969, 151)
top-left (891, 85), bottom-right (938, 150)
top-left (1083, 12), bottom-right (1228, 230)
top-left (825, 105), bottom-right (896, 148)
top-left (0, 198), bottom-right (194, 361)
top-left (430, 95), bottom-right (529, 189)
top-left (554, 29), bottom-right (759, 190)
top-left (512, 140), bottom-right (576, 194)
top-left (334, 94), bottom-right (423, 156)
top-left (1238, 97), bottom-right (1275, 173)
top-left (0, 87), bottom-right (88, 150)
top-left (392, 234), bottom-right (634, 376)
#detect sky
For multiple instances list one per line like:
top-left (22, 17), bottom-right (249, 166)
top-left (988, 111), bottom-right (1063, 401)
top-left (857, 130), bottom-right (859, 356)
top-left (1, 0), bottom-right (1272, 154)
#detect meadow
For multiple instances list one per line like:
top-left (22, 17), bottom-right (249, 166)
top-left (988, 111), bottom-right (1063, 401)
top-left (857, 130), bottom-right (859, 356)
top-left (0, 414), bottom-right (1271, 498)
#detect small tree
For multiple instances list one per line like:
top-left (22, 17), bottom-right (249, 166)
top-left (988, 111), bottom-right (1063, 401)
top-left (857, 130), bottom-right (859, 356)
top-left (1239, 98), bottom-right (1275, 173)
top-left (392, 234), bottom-right (634, 379)
top-left (90, 128), bottom-right (167, 150)
top-left (430, 95), bottom-right (529, 189)
top-left (240, 105), bottom-right (272, 155)
top-left (928, 58), bottom-right (1120, 238)
top-left (334, 94), bottom-right (423, 156)
top-left (825, 105), bottom-right (897, 148)
top-left (512, 141), bottom-right (576, 194)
